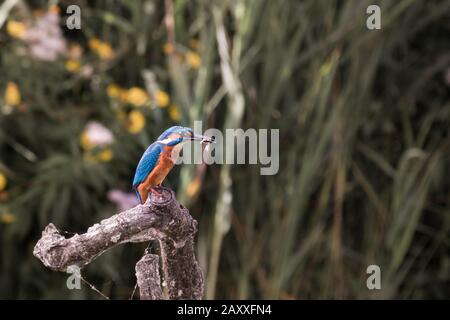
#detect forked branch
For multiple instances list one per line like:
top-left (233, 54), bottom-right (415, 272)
top-left (33, 187), bottom-right (204, 300)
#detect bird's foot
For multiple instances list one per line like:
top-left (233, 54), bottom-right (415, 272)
top-left (150, 186), bottom-right (163, 197)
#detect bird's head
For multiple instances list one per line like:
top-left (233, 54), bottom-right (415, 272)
top-left (157, 126), bottom-right (215, 146)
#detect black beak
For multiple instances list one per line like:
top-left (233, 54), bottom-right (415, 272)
top-left (191, 134), bottom-right (215, 143)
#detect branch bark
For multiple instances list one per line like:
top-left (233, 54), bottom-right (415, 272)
top-left (33, 187), bottom-right (204, 300)
top-left (135, 254), bottom-right (163, 300)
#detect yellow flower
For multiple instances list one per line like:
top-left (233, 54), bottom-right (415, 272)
top-left (5, 82), bottom-right (21, 106)
top-left (89, 38), bottom-right (114, 59)
top-left (126, 87), bottom-right (149, 107)
top-left (88, 38), bottom-right (101, 51)
top-left (186, 178), bottom-right (201, 198)
top-left (168, 104), bottom-right (181, 121)
top-left (84, 149), bottom-right (113, 164)
top-left (80, 131), bottom-right (94, 151)
top-left (154, 90), bottom-right (170, 107)
top-left (107, 84), bottom-right (122, 99)
top-left (65, 59), bottom-right (81, 73)
top-left (6, 20), bottom-right (26, 38)
top-left (162, 42), bottom-right (175, 55)
top-left (128, 110), bottom-right (146, 134)
top-left (0, 173), bottom-right (7, 191)
top-left (0, 212), bottom-right (15, 224)
top-left (188, 39), bottom-right (200, 50)
top-left (97, 42), bottom-right (114, 60)
top-left (97, 148), bottom-right (113, 162)
top-left (186, 51), bottom-right (201, 69)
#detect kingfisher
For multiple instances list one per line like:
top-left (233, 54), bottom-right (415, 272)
top-left (132, 126), bottom-right (214, 204)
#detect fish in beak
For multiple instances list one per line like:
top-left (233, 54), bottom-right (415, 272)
top-left (191, 134), bottom-right (215, 144)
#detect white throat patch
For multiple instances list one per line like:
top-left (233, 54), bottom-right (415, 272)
top-left (159, 138), bottom-right (173, 145)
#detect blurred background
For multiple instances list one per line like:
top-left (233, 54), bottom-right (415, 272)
top-left (0, 0), bottom-right (449, 299)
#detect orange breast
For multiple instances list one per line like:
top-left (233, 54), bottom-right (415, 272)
top-left (142, 146), bottom-right (174, 188)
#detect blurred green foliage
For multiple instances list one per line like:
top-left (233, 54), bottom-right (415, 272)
top-left (0, 0), bottom-right (449, 299)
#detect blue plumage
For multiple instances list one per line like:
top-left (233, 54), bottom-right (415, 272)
top-left (132, 126), bottom-right (213, 204)
top-left (157, 126), bottom-right (191, 141)
top-left (132, 142), bottom-right (163, 188)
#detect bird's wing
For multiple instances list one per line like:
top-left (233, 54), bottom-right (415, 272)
top-left (132, 142), bottom-right (163, 188)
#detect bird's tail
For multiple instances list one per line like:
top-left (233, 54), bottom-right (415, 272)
top-left (133, 186), bottom-right (143, 204)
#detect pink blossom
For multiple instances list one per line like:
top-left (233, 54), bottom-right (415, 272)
top-left (84, 121), bottom-right (114, 147)
top-left (23, 11), bottom-right (67, 61)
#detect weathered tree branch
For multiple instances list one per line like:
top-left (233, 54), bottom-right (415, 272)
top-left (135, 254), bottom-right (163, 300)
top-left (33, 187), bottom-right (204, 300)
